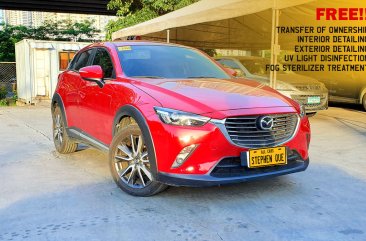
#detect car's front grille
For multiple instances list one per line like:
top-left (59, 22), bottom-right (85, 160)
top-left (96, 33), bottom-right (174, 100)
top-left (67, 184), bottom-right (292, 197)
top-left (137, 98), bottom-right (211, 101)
top-left (224, 114), bottom-right (298, 148)
top-left (295, 84), bottom-right (322, 91)
top-left (210, 149), bottom-right (305, 178)
top-left (291, 94), bottom-right (328, 110)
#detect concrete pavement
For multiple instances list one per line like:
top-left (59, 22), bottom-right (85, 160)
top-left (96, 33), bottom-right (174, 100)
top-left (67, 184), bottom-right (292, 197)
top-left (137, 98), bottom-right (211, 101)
top-left (0, 104), bottom-right (365, 241)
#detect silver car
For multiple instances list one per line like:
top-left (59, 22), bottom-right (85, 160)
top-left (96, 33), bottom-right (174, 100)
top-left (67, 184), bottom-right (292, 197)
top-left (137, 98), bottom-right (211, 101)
top-left (216, 56), bottom-right (328, 115)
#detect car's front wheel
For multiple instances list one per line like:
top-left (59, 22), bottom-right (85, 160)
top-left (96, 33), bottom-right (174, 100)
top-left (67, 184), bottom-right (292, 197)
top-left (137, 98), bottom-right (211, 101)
top-left (362, 93), bottom-right (366, 111)
top-left (109, 123), bottom-right (167, 196)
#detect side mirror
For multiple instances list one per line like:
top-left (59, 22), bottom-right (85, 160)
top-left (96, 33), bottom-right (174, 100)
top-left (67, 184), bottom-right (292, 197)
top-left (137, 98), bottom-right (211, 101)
top-left (79, 65), bottom-right (104, 88)
top-left (224, 67), bottom-right (237, 77)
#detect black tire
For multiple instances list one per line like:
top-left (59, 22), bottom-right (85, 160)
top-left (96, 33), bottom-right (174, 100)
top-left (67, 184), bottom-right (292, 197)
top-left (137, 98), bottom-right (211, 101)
top-left (306, 112), bottom-right (317, 117)
top-left (362, 93), bottom-right (366, 111)
top-left (52, 105), bottom-right (78, 154)
top-left (109, 123), bottom-right (167, 196)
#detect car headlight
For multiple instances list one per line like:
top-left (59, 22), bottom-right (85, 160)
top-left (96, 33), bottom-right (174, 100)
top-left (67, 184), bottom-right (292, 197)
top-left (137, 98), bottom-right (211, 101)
top-left (319, 82), bottom-right (327, 90)
top-left (155, 107), bottom-right (210, 126)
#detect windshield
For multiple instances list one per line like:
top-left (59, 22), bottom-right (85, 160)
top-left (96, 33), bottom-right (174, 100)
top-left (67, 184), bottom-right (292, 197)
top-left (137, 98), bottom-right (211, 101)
top-left (117, 45), bottom-right (230, 79)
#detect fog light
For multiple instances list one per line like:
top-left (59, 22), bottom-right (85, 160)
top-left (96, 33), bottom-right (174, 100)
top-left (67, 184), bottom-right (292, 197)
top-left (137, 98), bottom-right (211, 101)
top-left (171, 144), bottom-right (197, 168)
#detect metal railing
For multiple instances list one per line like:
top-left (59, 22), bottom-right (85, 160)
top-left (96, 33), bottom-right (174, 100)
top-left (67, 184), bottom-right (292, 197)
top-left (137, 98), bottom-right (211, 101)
top-left (0, 62), bottom-right (16, 93)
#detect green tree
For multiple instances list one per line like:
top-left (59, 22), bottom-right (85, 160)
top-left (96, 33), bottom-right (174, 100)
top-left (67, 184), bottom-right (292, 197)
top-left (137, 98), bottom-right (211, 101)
top-left (0, 20), bottom-right (100, 62)
top-left (106, 0), bottom-right (198, 40)
top-left (56, 19), bottom-right (100, 41)
top-left (0, 25), bottom-right (31, 61)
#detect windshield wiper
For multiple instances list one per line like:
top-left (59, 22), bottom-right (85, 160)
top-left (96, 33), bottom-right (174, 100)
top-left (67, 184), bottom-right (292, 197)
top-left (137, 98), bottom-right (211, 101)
top-left (130, 76), bottom-right (165, 79)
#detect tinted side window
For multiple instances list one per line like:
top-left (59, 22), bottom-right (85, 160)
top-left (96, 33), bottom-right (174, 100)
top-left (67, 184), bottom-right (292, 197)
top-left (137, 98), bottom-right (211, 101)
top-left (92, 48), bottom-right (114, 78)
top-left (73, 50), bottom-right (93, 71)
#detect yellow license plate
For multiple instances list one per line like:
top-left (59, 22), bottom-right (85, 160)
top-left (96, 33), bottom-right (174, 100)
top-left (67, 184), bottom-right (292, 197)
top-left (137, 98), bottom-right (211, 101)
top-left (247, 147), bottom-right (287, 168)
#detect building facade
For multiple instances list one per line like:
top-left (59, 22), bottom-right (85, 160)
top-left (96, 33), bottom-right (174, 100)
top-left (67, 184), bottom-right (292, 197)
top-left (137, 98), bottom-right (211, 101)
top-left (2, 10), bottom-right (116, 38)
top-left (0, 9), bottom-right (4, 23)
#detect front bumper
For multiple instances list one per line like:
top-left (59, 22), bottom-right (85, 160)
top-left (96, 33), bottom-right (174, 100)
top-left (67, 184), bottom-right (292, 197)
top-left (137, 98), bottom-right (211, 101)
top-left (280, 90), bottom-right (328, 112)
top-left (157, 155), bottom-right (309, 187)
top-left (292, 93), bottom-right (328, 112)
top-left (149, 109), bottom-right (311, 180)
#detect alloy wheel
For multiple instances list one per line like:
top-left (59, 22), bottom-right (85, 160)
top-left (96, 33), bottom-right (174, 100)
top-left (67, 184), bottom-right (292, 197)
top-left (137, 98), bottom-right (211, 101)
top-left (114, 134), bottom-right (153, 188)
top-left (53, 113), bottom-right (63, 144)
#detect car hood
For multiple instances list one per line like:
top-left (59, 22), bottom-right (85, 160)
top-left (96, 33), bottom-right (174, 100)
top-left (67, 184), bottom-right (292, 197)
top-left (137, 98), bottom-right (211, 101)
top-left (245, 75), bottom-right (288, 87)
top-left (247, 73), bottom-right (320, 86)
top-left (276, 73), bottom-right (321, 85)
top-left (132, 78), bottom-right (297, 117)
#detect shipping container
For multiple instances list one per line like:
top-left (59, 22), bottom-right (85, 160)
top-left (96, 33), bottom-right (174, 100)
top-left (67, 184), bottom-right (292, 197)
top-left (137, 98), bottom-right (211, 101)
top-left (15, 39), bottom-right (90, 104)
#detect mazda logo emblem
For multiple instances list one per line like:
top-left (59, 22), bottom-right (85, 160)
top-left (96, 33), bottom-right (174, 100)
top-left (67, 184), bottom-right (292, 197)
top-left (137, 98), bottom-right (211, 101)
top-left (257, 116), bottom-right (274, 130)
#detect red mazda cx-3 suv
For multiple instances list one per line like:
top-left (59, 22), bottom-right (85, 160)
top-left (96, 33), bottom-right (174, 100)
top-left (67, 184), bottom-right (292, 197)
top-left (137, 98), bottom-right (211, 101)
top-left (52, 42), bottom-right (310, 196)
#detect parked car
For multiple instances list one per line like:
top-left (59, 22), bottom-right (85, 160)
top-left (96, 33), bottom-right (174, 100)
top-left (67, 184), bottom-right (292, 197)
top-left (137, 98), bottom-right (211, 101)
top-left (295, 71), bottom-right (366, 111)
top-left (215, 56), bottom-right (329, 115)
top-left (52, 42), bottom-right (311, 196)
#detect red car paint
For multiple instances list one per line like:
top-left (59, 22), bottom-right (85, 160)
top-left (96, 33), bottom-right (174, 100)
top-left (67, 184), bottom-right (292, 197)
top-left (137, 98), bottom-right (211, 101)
top-left (54, 41), bottom-right (310, 183)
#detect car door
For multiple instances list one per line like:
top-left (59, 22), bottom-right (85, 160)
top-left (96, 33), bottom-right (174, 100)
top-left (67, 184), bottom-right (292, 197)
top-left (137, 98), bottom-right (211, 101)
top-left (325, 71), bottom-right (359, 102)
top-left (78, 47), bottom-right (116, 145)
top-left (337, 72), bottom-right (361, 101)
top-left (62, 49), bottom-right (93, 128)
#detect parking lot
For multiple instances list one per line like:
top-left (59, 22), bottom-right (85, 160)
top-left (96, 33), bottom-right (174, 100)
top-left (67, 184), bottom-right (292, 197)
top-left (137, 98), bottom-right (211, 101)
top-left (0, 103), bottom-right (365, 241)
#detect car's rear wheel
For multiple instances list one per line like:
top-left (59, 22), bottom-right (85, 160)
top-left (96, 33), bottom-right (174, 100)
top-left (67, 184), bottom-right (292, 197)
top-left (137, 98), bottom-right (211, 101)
top-left (52, 105), bottom-right (77, 154)
top-left (109, 123), bottom-right (167, 196)
top-left (362, 93), bottom-right (366, 111)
